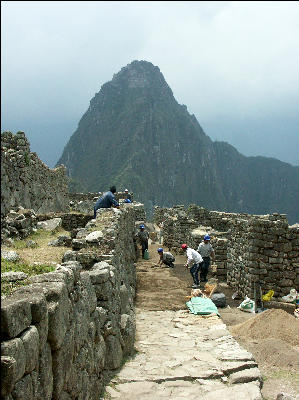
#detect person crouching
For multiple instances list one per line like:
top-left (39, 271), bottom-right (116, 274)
top-left (157, 248), bottom-right (175, 268)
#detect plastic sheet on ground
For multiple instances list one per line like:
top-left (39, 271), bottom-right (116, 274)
top-left (186, 296), bottom-right (220, 316)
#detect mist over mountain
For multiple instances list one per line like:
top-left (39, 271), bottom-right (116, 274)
top-left (57, 60), bottom-right (299, 223)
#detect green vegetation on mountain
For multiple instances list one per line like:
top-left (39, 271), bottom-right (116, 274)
top-left (57, 60), bottom-right (299, 223)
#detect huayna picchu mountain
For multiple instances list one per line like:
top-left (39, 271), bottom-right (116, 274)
top-left (57, 60), bottom-right (299, 223)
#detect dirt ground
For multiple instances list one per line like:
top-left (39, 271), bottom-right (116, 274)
top-left (3, 231), bottom-right (298, 399)
top-left (136, 243), bottom-right (299, 400)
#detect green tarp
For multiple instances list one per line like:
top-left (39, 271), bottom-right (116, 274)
top-left (186, 297), bottom-right (220, 316)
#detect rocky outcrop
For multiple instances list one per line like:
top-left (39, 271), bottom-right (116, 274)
top-left (1, 131), bottom-right (69, 219)
top-left (57, 60), bottom-right (299, 223)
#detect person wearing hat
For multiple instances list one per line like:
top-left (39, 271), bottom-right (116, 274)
top-left (124, 189), bottom-right (132, 203)
top-left (181, 244), bottom-right (203, 288)
top-left (93, 185), bottom-right (119, 219)
top-left (197, 235), bottom-right (215, 283)
top-left (157, 248), bottom-right (175, 268)
top-left (137, 224), bottom-right (149, 258)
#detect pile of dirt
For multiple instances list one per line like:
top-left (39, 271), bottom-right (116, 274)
top-left (230, 308), bottom-right (299, 346)
top-left (245, 338), bottom-right (299, 369)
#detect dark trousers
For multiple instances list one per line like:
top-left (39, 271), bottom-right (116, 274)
top-left (200, 257), bottom-right (210, 281)
top-left (190, 263), bottom-right (201, 285)
top-left (141, 241), bottom-right (148, 257)
top-left (163, 259), bottom-right (175, 268)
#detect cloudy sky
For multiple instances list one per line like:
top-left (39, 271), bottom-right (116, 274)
top-left (2, 1), bottom-right (299, 167)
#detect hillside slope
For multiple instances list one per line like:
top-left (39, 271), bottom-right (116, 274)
top-left (57, 60), bottom-right (299, 223)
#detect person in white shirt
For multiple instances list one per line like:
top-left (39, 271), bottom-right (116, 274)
top-left (181, 243), bottom-right (203, 288)
top-left (197, 235), bottom-right (215, 282)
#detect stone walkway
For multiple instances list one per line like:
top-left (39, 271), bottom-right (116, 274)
top-left (104, 308), bottom-right (263, 399)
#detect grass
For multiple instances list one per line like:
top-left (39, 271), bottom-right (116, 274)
top-left (1, 258), bottom-right (56, 297)
top-left (1, 227), bottom-right (70, 297)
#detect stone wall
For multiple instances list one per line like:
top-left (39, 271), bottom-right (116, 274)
top-left (37, 213), bottom-right (94, 231)
top-left (154, 205), bottom-right (299, 299)
top-left (1, 204), bottom-right (140, 400)
top-left (69, 195), bottom-right (146, 223)
top-left (1, 131), bottom-right (69, 218)
top-left (1, 208), bottom-right (38, 242)
top-left (227, 218), bottom-right (299, 299)
top-left (69, 191), bottom-right (134, 203)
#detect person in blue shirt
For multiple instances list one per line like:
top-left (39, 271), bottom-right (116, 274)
top-left (124, 188), bottom-right (132, 203)
top-left (93, 186), bottom-right (119, 219)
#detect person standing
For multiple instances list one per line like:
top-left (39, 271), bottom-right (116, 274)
top-left (181, 243), bottom-right (203, 288)
top-left (197, 235), bottom-right (215, 282)
top-left (157, 248), bottom-right (175, 268)
top-left (137, 224), bottom-right (149, 259)
top-left (93, 186), bottom-right (119, 219)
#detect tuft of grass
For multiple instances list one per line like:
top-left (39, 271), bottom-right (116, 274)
top-left (1, 259), bottom-right (55, 275)
top-left (1, 258), bottom-right (55, 297)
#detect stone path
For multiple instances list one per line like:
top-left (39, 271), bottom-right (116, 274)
top-left (104, 308), bottom-right (263, 399)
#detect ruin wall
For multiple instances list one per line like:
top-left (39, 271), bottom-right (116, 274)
top-left (154, 205), bottom-right (299, 299)
top-left (227, 218), bottom-right (299, 299)
top-left (1, 205), bottom-right (139, 400)
top-left (1, 131), bottom-right (69, 218)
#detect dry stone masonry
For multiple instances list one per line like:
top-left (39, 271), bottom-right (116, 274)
top-left (1, 131), bottom-right (69, 219)
top-left (1, 204), bottom-right (140, 400)
top-left (154, 205), bottom-right (299, 300)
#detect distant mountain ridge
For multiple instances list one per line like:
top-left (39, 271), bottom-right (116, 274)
top-left (57, 60), bottom-right (299, 223)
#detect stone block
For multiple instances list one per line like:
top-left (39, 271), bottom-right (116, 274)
top-left (11, 373), bottom-right (33, 400)
top-left (12, 288), bottom-right (48, 324)
top-left (1, 250), bottom-right (20, 262)
top-left (1, 272), bottom-right (28, 282)
top-left (1, 356), bottom-right (17, 397)
top-left (37, 218), bottom-right (62, 231)
top-left (105, 335), bottom-right (123, 370)
top-left (93, 281), bottom-right (113, 301)
top-left (76, 250), bottom-right (98, 268)
top-left (61, 261), bottom-right (82, 282)
top-left (51, 329), bottom-right (74, 399)
top-left (120, 313), bottom-right (135, 355)
top-left (93, 307), bottom-right (108, 330)
top-left (1, 294), bottom-right (32, 338)
top-left (39, 282), bottom-right (70, 350)
top-left (89, 269), bottom-right (110, 284)
top-left (54, 265), bottom-right (76, 292)
top-left (20, 326), bottom-right (39, 373)
top-left (228, 367), bottom-right (262, 385)
top-left (71, 239), bottom-right (87, 250)
top-left (86, 230), bottom-right (103, 243)
top-left (38, 343), bottom-right (53, 400)
top-left (93, 333), bottom-right (106, 374)
top-left (62, 250), bottom-right (77, 262)
top-left (1, 339), bottom-right (26, 382)
top-left (80, 272), bottom-right (97, 313)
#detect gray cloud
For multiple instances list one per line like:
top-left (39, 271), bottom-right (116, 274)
top-left (2, 1), bottom-right (299, 166)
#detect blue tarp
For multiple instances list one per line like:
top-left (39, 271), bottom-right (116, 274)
top-left (186, 297), bottom-right (220, 316)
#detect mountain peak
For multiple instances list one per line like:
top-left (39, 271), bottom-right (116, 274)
top-left (57, 61), bottom-right (299, 223)
top-left (109, 60), bottom-right (167, 90)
